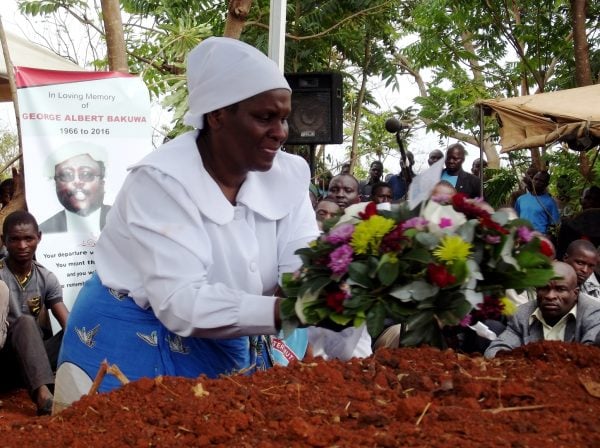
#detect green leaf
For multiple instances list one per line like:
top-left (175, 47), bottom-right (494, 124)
top-left (343, 293), bottom-right (372, 310)
top-left (366, 301), bottom-right (387, 338)
top-left (329, 313), bottom-right (353, 326)
top-left (448, 259), bottom-right (468, 284)
top-left (405, 309), bottom-right (435, 333)
top-left (404, 247), bottom-right (434, 264)
top-left (515, 250), bottom-right (552, 269)
top-left (457, 220), bottom-right (477, 242)
top-left (297, 275), bottom-right (331, 299)
top-left (401, 321), bottom-right (443, 347)
top-left (377, 256), bottom-right (400, 286)
top-left (413, 234), bottom-right (440, 251)
top-left (347, 261), bottom-right (374, 288)
top-left (436, 297), bottom-right (473, 326)
top-left (389, 281), bottom-right (439, 302)
top-left (279, 297), bottom-right (297, 321)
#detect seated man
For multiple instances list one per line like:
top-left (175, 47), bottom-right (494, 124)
top-left (0, 211), bottom-right (69, 415)
top-left (485, 261), bottom-right (600, 358)
top-left (315, 198), bottom-right (341, 231)
top-left (563, 239), bottom-right (600, 299)
top-left (0, 281), bottom-right (7, 348)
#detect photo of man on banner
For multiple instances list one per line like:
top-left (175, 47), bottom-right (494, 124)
top-left (40, 141), bottom-right (111, 235)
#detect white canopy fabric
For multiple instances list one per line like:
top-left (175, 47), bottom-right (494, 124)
top-left (478, 84), bottom-right (600, 153)
top-left (1, 30), bottom-right (82, 101)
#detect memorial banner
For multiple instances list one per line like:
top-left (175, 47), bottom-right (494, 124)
top-left (16, 67), bottom-right (153, 320)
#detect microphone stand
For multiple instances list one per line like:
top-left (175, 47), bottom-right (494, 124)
top-left (394, 131), bottom-right (412, 198)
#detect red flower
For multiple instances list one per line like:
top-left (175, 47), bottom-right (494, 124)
top-left (325, 290), bottom-right (347, 313)
top-left (358, 202), bottom-right (378, 220)
top-left (480, 216), bottom-right (509, 235)
top-left (539, 239), bottom-right (555, 258)
top-left (380, 224), bottom-right (407, 253)
top-left (427, 263), bottom-right (456, 288)
top-left (471, 295), bottom-right (504, 322)
top-left (451, 193), bottom-right (489, 219)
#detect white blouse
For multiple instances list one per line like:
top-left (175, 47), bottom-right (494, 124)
top-left (95, 131), bottom-right (319, 339)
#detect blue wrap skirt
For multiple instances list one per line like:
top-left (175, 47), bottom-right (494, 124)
top-left (58, 273), bottom-right (303, 392)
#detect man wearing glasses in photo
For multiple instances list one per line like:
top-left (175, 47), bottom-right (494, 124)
top-left (40, 142), bottom-right (111, 234)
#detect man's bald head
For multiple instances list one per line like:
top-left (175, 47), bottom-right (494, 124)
top-left (552, 261), bottom-right (578, 288)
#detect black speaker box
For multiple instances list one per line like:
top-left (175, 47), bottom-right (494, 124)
top-left (284, 72), bottom-right (343, 145)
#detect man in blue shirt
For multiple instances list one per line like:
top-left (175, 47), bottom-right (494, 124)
top-left (387, 151), bottom-right (415, 201)
top-left (440, 143), bottom-right (481, 198)
top-left (515, 170), bottom-right (560, 235)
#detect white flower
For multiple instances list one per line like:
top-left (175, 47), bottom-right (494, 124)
top-left (376, 202), bottom-right (392, 212)
top-left (294, 289), bottom-right (319, 325)
top-left (422, 201), bottom-right (467, 235)
top-left (334, 202), bottom-right (372, 227)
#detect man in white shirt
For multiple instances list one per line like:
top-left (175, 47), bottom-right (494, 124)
top-left (485, 261), bottom-right (600, 358)
top-left (563, 239), bottom-right (600, 299)
top-left (40, 142), bottom-right (111, 234)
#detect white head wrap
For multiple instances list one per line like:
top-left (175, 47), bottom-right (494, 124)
top-left (45, 141), bottom-right (108, 178)
top-left (183, 37), bottom-right (291, 129)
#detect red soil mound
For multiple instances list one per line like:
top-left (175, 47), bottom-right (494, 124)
top-left (1, 341), bottom-right (600, 447)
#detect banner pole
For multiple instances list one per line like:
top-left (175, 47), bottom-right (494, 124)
top-left (0, 16), bottom-right (23, 158)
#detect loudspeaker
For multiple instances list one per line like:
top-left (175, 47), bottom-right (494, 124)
top-left (284, 72), bottom-right (343, 145)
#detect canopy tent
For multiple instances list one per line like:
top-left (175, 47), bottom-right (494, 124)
top-left (1, 30), bottom-right (82, 102)
top-left (478, 84), bottom-right (600, 153)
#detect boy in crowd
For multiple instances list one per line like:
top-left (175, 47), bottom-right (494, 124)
top-left (0, 211), bottom-right (68, 415)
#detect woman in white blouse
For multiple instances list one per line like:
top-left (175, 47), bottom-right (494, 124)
top-left (54, 37), bottom-right (319, 411)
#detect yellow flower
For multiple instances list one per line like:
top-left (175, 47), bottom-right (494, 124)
top-left (499, 296), bottom-right (516, 316)
top-left (350, 215), bottom-right (396, 255)
top-left (433, 235), bottom-right (472, 264)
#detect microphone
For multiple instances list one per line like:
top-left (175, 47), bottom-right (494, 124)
top-left (385, 117), bottom-right (411, 133)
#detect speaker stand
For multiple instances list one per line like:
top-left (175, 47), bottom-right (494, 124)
top-left (309, 144), bottom-right (316, 179)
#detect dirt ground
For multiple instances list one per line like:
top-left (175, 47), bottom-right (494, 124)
top-left (1, 341), bottom-right (600, 447)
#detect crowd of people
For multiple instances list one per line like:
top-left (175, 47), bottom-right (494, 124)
top-left (310, 142), bottom-right (600, 356)
top-left (0, 37), bottom-right (599, 418)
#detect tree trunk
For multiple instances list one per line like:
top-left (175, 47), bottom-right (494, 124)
top-left (571, 0), bottom-right (592, 86)
top-left (570, 0), bottom-right (593, 179)
top-left (349, 36), bottom-right (372, 173)
top-left (223, 0), bottom-right (254, 39)
top-left (100, 0), bottom-right (128, 73)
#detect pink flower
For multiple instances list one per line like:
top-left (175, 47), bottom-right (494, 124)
top-left (401, 217), bottom-right (428, 231)
top-left (439, 217), bottom-right (453, 228)
top-left (517, 226), bottom-right (534, 243)
top-left (328, 244), bottom-right (354, 276)
top-left (459, 314), bottom-right (472, 327)
top-left (325, 223), bottom-right (355, 245)
top-left (485, 235), bottom-right (501, 244)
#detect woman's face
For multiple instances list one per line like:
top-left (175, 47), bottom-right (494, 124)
top-left (213, 89), bottom-right (291, 175)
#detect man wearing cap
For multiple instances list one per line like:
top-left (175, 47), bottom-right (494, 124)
top-left (39, 142), bottom-right (111, 234)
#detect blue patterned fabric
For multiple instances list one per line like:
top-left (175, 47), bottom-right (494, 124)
top-left (58, 273), bottom-right (272, 392)
top-left (270, 328), bottom-right (308, 366)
